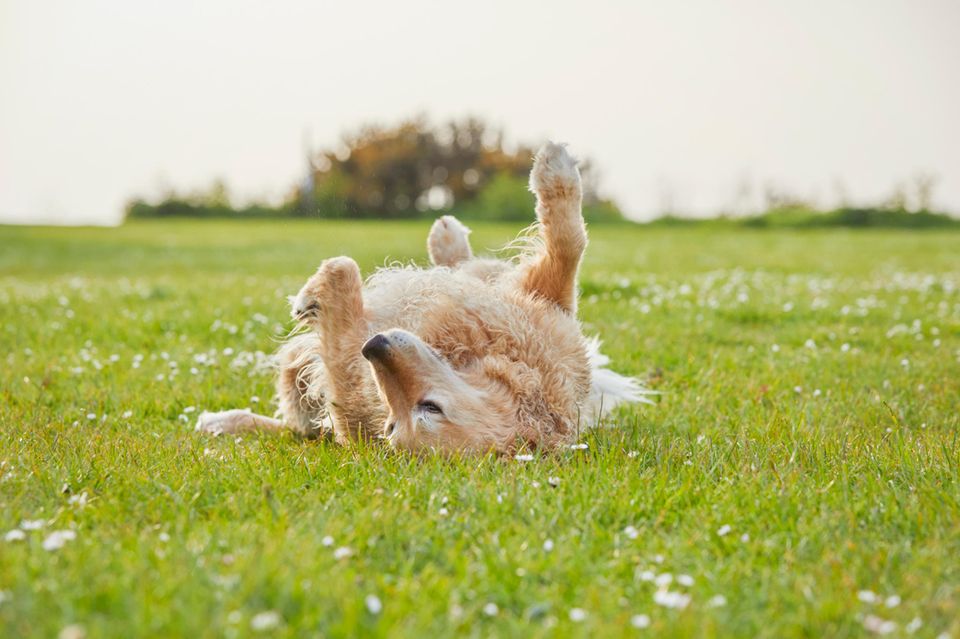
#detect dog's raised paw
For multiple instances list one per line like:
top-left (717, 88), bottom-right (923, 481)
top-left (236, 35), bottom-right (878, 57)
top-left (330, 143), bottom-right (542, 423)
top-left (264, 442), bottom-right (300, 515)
top-left (529, 142), bottom-right (581, 199)
top-left (291, 256), bottom-right (362, 321)
top-left (428, 215), bottom-right (473, 266)
top-left (317, 256), bottom-right (362, 285)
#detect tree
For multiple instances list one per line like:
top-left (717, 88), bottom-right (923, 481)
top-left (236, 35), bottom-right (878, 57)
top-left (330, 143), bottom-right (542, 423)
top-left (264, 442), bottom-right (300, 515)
top-left (294, 117), bottom-right (620, 220)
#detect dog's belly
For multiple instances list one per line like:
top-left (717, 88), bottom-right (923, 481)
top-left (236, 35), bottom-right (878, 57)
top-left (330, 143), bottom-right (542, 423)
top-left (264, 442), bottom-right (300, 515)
top-left (362, 264), bottom-right (518, 344)
top-left (361, 263), bottom-right (589, 379)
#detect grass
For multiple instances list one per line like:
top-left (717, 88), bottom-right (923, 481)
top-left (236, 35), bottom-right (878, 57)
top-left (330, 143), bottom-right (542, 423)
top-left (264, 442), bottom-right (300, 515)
top-left (1, 219), bottom-right (958, 638)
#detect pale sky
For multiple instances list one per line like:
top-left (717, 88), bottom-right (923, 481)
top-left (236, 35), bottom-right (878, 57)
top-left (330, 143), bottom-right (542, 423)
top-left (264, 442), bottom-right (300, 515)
top-left (1, 0), bottom-right (958, 224)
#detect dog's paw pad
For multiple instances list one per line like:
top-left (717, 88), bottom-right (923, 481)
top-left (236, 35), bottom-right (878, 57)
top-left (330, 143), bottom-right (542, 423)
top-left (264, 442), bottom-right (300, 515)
top-left (530, 142), bottom-right (580, 197)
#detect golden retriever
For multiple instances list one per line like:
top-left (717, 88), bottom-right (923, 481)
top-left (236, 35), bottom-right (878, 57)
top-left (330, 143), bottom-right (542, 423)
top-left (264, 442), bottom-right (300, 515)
top-left (197, 142), bottom-right (651, 454)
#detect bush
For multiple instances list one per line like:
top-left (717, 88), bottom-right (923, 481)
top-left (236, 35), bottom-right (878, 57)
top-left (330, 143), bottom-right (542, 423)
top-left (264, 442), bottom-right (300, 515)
top-left (456, 171), bottom-right (626, 223)
top-left (741, 206), bottom-right (959, 229)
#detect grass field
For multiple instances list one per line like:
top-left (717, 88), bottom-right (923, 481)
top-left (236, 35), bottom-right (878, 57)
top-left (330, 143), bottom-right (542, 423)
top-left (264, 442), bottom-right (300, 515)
top-left (1, 219), bottom-right (958, 638)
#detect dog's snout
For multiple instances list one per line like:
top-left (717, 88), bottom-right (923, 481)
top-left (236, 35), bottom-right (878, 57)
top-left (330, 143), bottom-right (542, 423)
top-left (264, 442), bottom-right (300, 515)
top-left (362, 334), bottom-right (390, 360)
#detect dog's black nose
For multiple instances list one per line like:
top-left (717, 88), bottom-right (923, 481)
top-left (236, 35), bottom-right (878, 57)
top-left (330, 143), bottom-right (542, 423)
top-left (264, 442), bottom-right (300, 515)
top-left (361, 334), bottom-right (390, 360)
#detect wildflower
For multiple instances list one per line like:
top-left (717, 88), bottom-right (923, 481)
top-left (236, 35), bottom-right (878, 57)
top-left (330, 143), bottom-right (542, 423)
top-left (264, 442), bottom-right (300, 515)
top-left (20, 519), bottom-right (45, 530)
top-left (653, 589), bottom-right (690, 609)
top-left (654, 573), bottom-right (673, 587)
top-left (570, 443), bottom-right (589, 450)
top-left (717, 524), bottom-right (732, 536)
top-left (631, 614), bottom-right (651, 628)
top-left (740, 533), bottom-right (750, 543)
top-left (250, 611), bottom-right (281, 631)
top-left (804, 339), bottom-right (817, 349)
top-left (122, 410), bottom-right (133, 419)
top-left (4, 530), bottom-right (26, 542)
top-left (771, 344), bottom-right (780, 352)
top-left (639, 570), bottom-right (656, 582)
top-left (438, 507), bottom-right (449, 517)
top-left (483, 602), bottom-right (499, 616)
top-left (677, 574), bottom-right (694, 587)
top-left (42, 530), bottom-right (76, 551)
top-left (365, 594), bottom-right (383, 615)
top-left (623, 525), bottom-right (640, 539)
top-left (569, 608), bottom-right (587, 622)
top-left (58, 624), bottom-right (87, 639)
top-left (543, 539), bottom-right (554, 552)
top-left (627, 450), bottom-right (640, 458)
top-left (841, 343), bottom-right (850, 352)
top-left (862, 615), bottom-right (896, 634)
top-left (884, 595), bottom-right (900, 608)
top-left (547, 476), bottom-right (561, 487)
top-left (857, 590), bottom-right (878, 604)
top-left (707, 594), bottom-right (727, 607)
top-left (905, 617), bottom-right (922, 634)
top-left (333, 546), bottom-right (353, 560)
top-left (67, 492), bottom-right (89, 507)
top-left (86, 413), bottom-right (96, 420)
top-left (515, 454), bottom-right (534, 462)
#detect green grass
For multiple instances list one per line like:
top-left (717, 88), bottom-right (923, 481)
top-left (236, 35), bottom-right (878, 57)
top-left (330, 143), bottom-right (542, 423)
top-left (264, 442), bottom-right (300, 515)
top-left (1, 219), bottom-right (958, 638)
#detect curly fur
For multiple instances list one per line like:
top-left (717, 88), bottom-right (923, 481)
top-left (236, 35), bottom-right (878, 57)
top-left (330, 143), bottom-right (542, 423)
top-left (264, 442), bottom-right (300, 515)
top-left (197, 142), bottom-right (652, 454)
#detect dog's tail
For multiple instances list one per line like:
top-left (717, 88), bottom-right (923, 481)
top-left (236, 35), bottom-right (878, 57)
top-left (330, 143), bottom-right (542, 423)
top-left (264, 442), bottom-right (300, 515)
top-left (584, 336), bottom-right (657, 425)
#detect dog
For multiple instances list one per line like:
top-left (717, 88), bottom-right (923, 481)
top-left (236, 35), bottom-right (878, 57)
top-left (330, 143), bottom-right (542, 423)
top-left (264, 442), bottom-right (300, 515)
top-left (197, 142), bottom-right (652, 454)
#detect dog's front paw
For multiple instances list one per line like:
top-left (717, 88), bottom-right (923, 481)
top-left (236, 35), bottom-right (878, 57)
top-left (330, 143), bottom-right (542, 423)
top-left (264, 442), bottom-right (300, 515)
top-left (529, 142), bottom-right (581, 200)
top-left (290, 256), bottom-right (362, 322)
top-left (428, 215), bottom-right (473, 267)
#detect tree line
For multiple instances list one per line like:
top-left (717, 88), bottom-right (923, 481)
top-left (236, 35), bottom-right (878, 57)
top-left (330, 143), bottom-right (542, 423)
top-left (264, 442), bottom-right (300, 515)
top-left (125, 117), bottom-right (626, 223)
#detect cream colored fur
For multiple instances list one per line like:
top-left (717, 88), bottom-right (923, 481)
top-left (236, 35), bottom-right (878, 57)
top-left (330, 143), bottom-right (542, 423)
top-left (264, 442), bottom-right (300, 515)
top-left (197, 142), bottom-right (652, 454)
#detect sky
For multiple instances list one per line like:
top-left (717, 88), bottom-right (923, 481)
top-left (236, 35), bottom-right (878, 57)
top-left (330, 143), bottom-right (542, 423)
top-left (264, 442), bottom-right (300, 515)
top-left (1, 0), bottom-right (958, 224)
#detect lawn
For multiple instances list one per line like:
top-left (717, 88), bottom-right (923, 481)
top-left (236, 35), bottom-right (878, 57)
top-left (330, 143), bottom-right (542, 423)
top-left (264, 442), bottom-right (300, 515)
top-left (1, 219), bottom-right (958, 638)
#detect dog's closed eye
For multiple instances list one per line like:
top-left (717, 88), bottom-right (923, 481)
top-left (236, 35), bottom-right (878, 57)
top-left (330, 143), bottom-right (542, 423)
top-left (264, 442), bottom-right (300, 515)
top-left (417, 400), bottom-right (443, 415)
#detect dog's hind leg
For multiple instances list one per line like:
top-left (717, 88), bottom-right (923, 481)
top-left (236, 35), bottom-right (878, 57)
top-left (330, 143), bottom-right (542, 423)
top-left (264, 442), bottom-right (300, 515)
top-left (519, 142), bottom-right (586, 314)
top-left (274, 333), bottom-right (330, 439)
top-left (196, 334), bottom-right (332, 439)
top-left (195, 409), bottom-right (289, 436)
top-left (291, 256), bottom-right (384, 444)
top-left (428, 215), bottom-right (473, 267)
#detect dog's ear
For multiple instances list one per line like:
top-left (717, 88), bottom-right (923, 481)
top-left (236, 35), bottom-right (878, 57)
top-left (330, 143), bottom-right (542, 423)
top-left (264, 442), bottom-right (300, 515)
top-left (478, 356), bottom-right (567, 450)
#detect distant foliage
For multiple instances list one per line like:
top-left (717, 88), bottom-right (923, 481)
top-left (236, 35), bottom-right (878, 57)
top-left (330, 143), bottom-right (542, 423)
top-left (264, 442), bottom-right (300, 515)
top-left (456, 171), bottom-right (626, 223)
top-left (297, 116), bottom-right (623, 222)
top-left (126, 180), bottom-right (292, 220)
top-left (125, 116), bottom-right (626, 223)
top-left (741, 206), bottom-right (959, 229)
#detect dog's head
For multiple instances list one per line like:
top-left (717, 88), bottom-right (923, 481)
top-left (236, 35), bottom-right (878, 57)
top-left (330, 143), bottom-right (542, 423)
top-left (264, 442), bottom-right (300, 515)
top-left (361, 329), bottom-right (542, 454)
